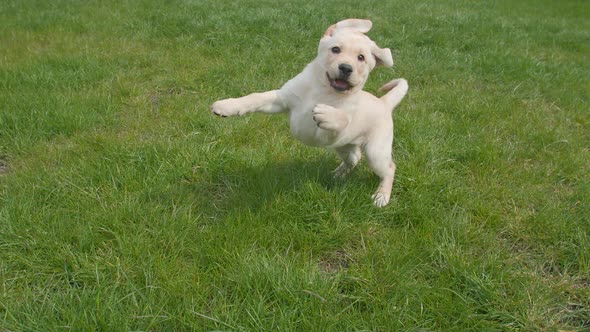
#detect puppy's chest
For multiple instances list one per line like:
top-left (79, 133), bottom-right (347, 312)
top-left (288, 92), bottom-right (351, 115)
top-left (287, 100), bottom-right (319, 140)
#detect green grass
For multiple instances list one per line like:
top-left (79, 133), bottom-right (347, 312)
top-left (1, 0), bottom-right (589, 330)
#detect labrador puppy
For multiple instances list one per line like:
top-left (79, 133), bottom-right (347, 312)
top-left (211, 19), bottom-right (408, 207)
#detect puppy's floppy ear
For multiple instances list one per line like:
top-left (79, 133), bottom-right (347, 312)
top-left (323, 18), bottom-right (373, 37)
top-left (372, 44), bottom-right (394, 67)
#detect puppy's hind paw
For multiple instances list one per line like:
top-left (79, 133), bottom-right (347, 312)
top-left (332, 162), bottom-right (352, 178)
top-left (371, 191), bottom-right (391, 208)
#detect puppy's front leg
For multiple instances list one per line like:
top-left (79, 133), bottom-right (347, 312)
top-left (211, 90), bottom-right (285, 117)
top-left (312, 104), bottom-right (350, 132)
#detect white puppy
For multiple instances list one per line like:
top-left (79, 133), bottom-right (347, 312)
top-left (211, 19), bottom-right (408, 207)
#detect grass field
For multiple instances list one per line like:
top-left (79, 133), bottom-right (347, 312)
top-left (1, 0), bottom-right (589, 330)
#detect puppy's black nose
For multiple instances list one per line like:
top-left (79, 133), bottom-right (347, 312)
top-left (338, 63), bottom-right (353, 77)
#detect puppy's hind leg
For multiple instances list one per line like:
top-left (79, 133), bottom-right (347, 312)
top-left (333, 145), bottom-right (361, 178)
top-left (365, 143), bottom-right (396, 207)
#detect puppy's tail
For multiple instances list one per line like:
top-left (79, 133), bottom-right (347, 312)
top-left (379, 78), bottom-right (408, 111)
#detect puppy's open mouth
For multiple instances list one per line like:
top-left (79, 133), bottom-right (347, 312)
top-left (327, 73), bottom-right (352, 91)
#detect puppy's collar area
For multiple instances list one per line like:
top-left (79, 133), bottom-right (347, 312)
top-left (326, 73), bottom-right (352, 92)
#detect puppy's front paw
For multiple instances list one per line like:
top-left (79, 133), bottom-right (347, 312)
top-left (211, 99), bottom-right (242, 117)
top-left (312, 104), bottom-right (348, 131)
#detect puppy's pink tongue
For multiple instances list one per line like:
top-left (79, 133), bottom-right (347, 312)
top-left (333, 79), bottom-right (349, 89)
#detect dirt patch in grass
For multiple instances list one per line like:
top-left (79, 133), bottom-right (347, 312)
top-left (319, 249), bottom-right (351, 274)
top-left (0, 157), bottom-right (8, 175)
top-left (558, 302), bottom-right (590, 329)
top-left (149, 87), bottom-right (184, 111)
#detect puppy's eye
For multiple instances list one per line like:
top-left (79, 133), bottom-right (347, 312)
top-left (358, 54), bottom-right (365, 62)
top-left (331, 46), bottom-right (341, 54)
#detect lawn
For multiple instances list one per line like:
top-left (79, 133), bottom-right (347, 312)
top-left (1, 0), bottom-right (589, 330)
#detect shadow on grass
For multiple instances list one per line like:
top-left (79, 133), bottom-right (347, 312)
top-left (185, 154), bottom-right (346, 219)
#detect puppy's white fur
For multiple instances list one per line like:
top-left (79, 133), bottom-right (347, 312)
top-left (211, 19), bottom-right (408, 207)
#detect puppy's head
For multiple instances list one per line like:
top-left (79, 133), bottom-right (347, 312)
top-left (317, 19), bottom-right (394, 94)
